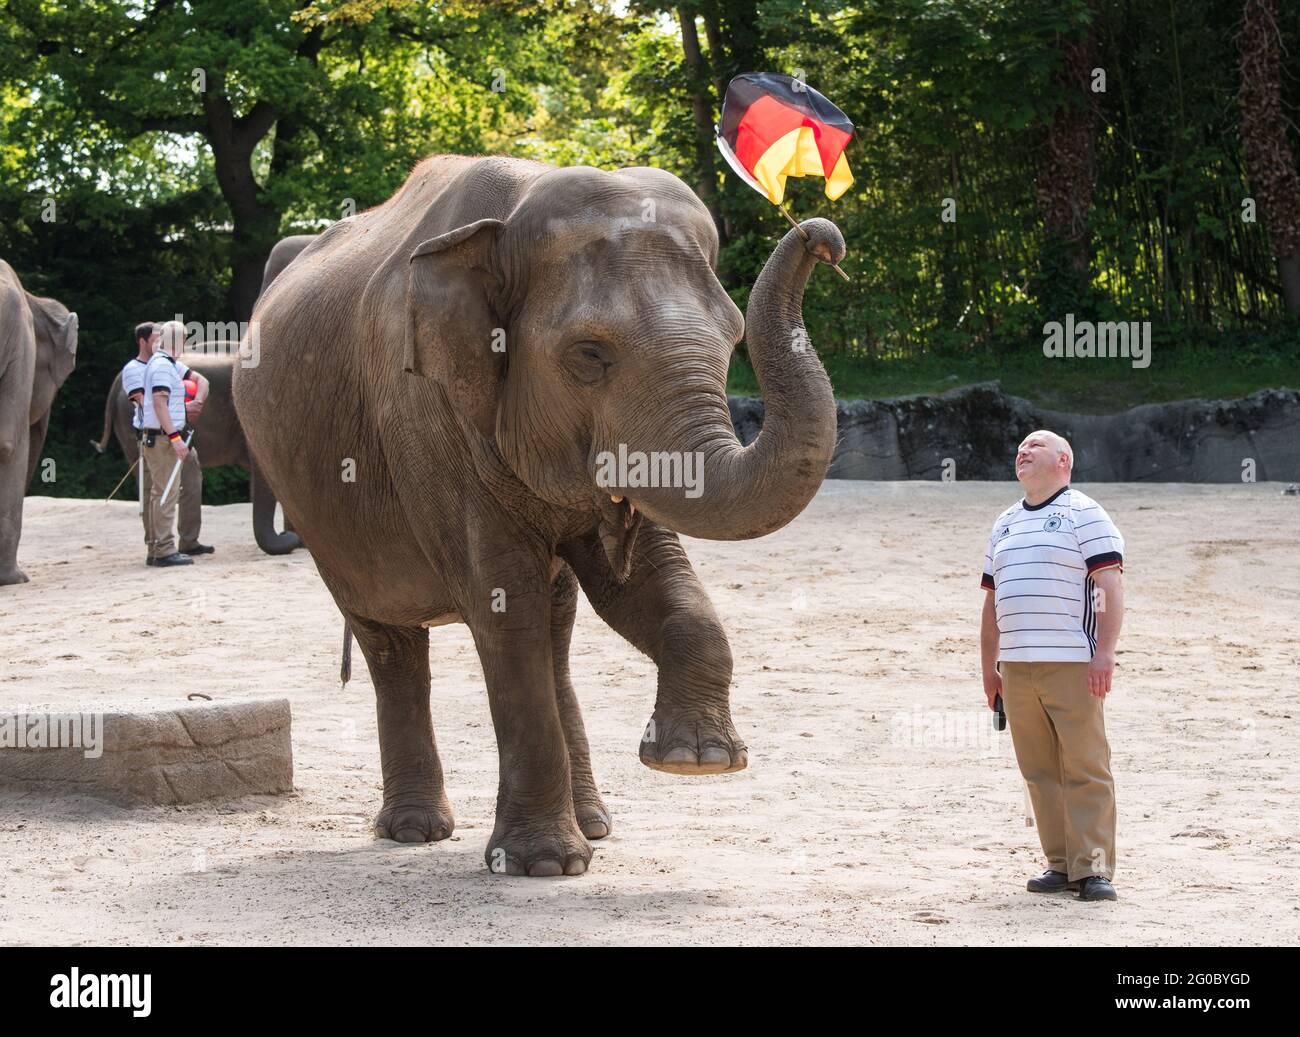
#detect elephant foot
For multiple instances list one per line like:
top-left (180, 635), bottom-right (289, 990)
top-left (573, 789), bottom-right (612, 840)
top-left (374, 793), bottom-right (455, 844)
top-left (639, 707), bottom-right (748, 775)
top-left (0, 566), bottom-right (29, 587)
top-left (486, 812), bottom-right (592, 877)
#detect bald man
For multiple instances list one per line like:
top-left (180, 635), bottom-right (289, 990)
top-left (980, 430), bottom-right (1125, 902)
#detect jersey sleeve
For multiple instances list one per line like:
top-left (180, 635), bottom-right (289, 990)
top-left (1076, 500), bottom-right (1124, 574)
top-left (175, 360), bottom-right (191, 379)
top-left (980, 522), bottom-right (997, 590)
top-left (120, 364), bottom-right (144, 399)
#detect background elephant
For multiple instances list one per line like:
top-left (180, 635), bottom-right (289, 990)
top-left (260, 235), bottom-right (316, 300)
top-left (92, 347), bottom-right (300, 555)
top-left (236, 155), bottom-right (843, 877)
top-left (0, 259), bottom-right (78, 585)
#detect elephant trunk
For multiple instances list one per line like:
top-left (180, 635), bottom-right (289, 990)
top-left (250, 456), bottom-right (302, 555)
top-left (630, 218), bottom-right (843, 541)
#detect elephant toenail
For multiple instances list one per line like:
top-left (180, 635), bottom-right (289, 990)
top-left (528, 859), bottom-right (565, 877)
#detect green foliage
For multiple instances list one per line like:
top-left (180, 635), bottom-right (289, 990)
top-left (1, 0), bottom-right (1297, 501)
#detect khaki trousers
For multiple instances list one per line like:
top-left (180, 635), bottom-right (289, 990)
top-left (140, 436), bottom-right (202, 558)
top-left (1001, 661), bottom-right (1116, 881)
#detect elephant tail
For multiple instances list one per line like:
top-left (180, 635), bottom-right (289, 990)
top-left (90, 374), bottom-right (120, 454)
top-left (340, 621), bottom-right (353, 687)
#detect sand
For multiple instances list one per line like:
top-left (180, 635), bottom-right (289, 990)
top-left (1, 481), bottom-right (1297, 946)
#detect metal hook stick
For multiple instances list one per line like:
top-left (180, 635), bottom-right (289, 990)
top-left (778, 204), bottom-right (850, 281)
top-left (105, 457), bottom-right (140, 503)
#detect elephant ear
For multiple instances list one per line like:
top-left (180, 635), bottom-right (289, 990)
top-left (27, 295), bottom-right (77, 375)
top-left (404, 218), bottom-right (506, 440)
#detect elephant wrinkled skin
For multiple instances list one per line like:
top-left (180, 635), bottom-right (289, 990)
top-left (234, 155), bottom-right (845, 876)
top-left (0, 260), bottom-right (77, 586)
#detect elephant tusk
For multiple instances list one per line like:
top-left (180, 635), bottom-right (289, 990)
top-left (610, 495), bottom-right (623, 503)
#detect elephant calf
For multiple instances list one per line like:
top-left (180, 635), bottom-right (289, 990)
top-left (235, 155), bottom-right (844, 877)
top-left (0, 260), bottom-right (77, 585)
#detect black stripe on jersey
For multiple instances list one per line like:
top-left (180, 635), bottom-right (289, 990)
top-left (995, 545), bottom-right (1082, 557)
top-left (997, 576), bottom-right (1076, 585)
top-left (994, 560), bottom-right (1085, 573)
top-left (998, 610), bottom-right (1072, 617)
top-left (1000, 646), bottom-right (1092, 652)
top-left (998, 593), bottom-right (1084, 602)
top-left (1083, 575), bottom-right (1097, 654)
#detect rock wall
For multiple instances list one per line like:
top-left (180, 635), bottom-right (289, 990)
top-left (728, 383), bottom-right (1300, 481)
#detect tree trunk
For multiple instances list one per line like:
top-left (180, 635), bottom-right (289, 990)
top-left (1035, 14), bottom-right (1100, 306)
top-left (1238, 0), bottom-right (1300, 315)
top-left (678, 6), bottom-right (720, 221)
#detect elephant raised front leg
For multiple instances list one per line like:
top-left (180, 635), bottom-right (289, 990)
top-left (346, 613), bottom-right (455, 843)
top-left (550, 564), bottom-right (612, 840)
top-left (467, 544), bottom-right (591, 877)
top-left (561, 523), bottom-right (746, 774)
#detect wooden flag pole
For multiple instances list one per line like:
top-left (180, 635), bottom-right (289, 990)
top-left (779, 204), bottom-right (850, 281)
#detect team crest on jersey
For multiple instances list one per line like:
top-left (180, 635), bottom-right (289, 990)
top-left (1043, 515), bottom-right (1063, 532)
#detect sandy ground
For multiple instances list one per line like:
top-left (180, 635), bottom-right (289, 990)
top-left (1, 481), bottom-right (1297, 946)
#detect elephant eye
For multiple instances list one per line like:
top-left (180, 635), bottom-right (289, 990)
top-left (564, 341), bottom-right (612, 384)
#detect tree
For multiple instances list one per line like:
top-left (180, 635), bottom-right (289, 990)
top-left (1239, 0), bottom-right (1300, 314)
top-left (4, 0), bottom-right (554, 320)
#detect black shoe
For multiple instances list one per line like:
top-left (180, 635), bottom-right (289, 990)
top-left (1027, 869), bottom-right (1078, 893)
top-left (1077, 876), bottom-right (1118, 901)
top-left (152, 552), bottom-right (193, 567)
top-left (145, 557), bottom-right (155, 567)
top-left (179, 543), bottom-right (214, 556)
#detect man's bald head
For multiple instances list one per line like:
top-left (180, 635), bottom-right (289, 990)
top-left (154, 320), bottom-right (187, 356)
top-left (1015, 429), bottom-right (1073, 500)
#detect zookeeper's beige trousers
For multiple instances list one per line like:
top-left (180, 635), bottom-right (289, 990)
top-left (1001, 661), bottom-right (1116, 882)
top-left (140, 436), bottom-right (201, 558)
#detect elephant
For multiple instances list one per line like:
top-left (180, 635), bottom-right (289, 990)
top-left (92, 347), bottom-right (301, 555)
top-left (260, 234), bottom-right (317, 302)
top-left (235, 155), bottom-right (843, 877)
top-left (1, 259), bottom-right (78, 585)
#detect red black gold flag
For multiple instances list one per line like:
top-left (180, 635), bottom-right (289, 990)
top-left (715, 72), bottom-right (854, 206)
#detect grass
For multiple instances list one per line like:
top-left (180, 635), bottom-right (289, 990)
top-left (726, 340), bottom-right (1300, 414)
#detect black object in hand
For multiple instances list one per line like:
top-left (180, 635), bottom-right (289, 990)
top-left (993, 693), bottom-right (1007, 731)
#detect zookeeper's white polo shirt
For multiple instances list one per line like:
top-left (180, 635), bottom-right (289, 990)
top-left (981, 485), bottom-right (1125, 663)
top-left (119, 357), bottom-right (150, 430)
top-left (140, 353), bottom-right (191, 430)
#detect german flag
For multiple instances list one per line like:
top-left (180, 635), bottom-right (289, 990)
top-left (716, 72), bottom-right (854, 206)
